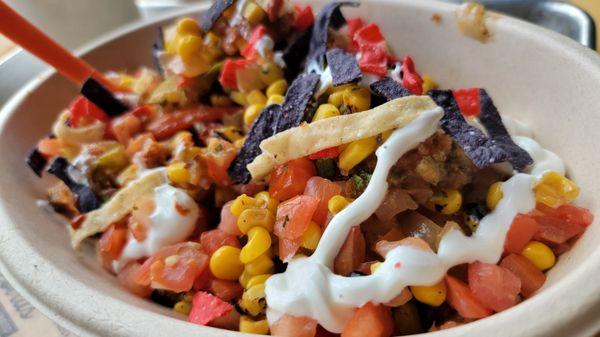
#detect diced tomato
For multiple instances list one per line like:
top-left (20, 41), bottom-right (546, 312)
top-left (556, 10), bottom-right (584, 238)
top-left (209, 279), bottom-right (244, 302)
top-left (147, 106), bottom-right (239, 140)
top-left (504, 214), bottom-right (540, 254)
top-left (97, 223), bottom-right (128, 270)
top-left (445, 275), bottom-right (492, 319)
top-left (275, 195), bottom-right (319, 239)
top-left (353, 23), bottom-right (388, 77)
top-left (203, 138), bottom-right (237, 185)
top-left (452, 88), bottom-right (481, 117)
top-left (193, 267), bottom-right (214, 291)
top-left (37, 138), bottom-right (61, 158)
top-left (130, 105), bottom-right (153, 119)
top-left (109, 113), bottom-right (142, 144)
top-left (308, 146), bottom-right (340, 160)
top-left (468, 262), bottom-right (521, 312)
top-left (500, 254), bottom-right (546, 298)
top-left (219, 58), bottom-right (250, 89)
top-left (210, 309), bottom-right (241, 330)
top-left (334, 227), bottom-right (366, 275)
top-left (304, 176), bottom-right (342, 225)
top-left (241, 25), bottom-right (267, 58)
top-left (217, 201), bottom-right (243, 236)
top-left (537, 203), bottom-right (593, 228)
top-left (117, 262), bottom-right (152, 298)
top-left (269, 158), bottom-right (316, 201)
top-left (271, 314), bottom-right (318, 337)
top-left (294, 5), bottom-right (315, 32)
top-left (341, 302), bottom-right (393, 337)
top-left (278, 237), bottom-right (302, 262)
top-left (401, 55), bottom-right (423, 95)
top-left (347, 18), bottom-right (365, 37)
top-left (200, 229), bottom-right (241, 255)
top-left (68, 96), bottom-right (110, 127)
top-left (532, 214), bottom-right (584, 244)
top-left (135, 242), bottom-right (209, 293)
top-left (188, 291), bottom-right (233, 326)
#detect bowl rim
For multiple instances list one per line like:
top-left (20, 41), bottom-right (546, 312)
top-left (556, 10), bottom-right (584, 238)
top-left (1, 1), bottom-right (600, 336)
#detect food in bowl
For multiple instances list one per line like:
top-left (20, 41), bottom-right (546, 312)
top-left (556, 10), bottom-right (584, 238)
top-left (25, 0), bottom-right (593, 335)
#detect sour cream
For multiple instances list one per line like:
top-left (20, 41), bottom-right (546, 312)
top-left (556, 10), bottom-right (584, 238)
top-left (265, 108), bottom-right (565, 333)
top-left (113, 184), bottom-right (199, 272)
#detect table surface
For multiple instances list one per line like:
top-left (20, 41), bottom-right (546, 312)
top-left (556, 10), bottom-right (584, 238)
top-left (1, 1), bottom-right (600, 336)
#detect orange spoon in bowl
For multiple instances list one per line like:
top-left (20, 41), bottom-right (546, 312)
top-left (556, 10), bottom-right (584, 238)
top-left (0, 0), bottom-right (110, 87)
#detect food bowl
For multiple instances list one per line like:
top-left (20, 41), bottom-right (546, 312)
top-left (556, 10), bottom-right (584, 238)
top-left (0, 0), bottom-right (599, 336)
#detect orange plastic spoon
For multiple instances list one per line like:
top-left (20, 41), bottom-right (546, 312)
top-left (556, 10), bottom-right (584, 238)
top-left (0, 0), bottom-right (108, 86)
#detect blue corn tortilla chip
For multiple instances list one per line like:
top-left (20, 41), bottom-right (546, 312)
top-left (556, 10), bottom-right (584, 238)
top-left (201, 0), bottom-right (234, 32)
top-left (80, 77), bottom-right (129, 117)
top-left (429, 90), bottom-right (513, 169)
top-left (283, 28), bottom-right (312, 79)
top-left (152, 27), bottom-right (165, 77)
top-left (306, 1), bottom-right (359, 71)
top-left (228, 104), bottom-right (280, 184)
top-left (326, 48), bottom-right (362, 86)
top-left (26, 148), bottom-right (47, 177)
top-left (229, 73), bottom-right (320, 183)
top-left (370, 77), bottom-right (411, 101)
top-left (275, 72), bottom-right (320, 131)
top-left (47, 157), bottom-right (102, 213)
top-left (477, 89), bottom-right (533, 170)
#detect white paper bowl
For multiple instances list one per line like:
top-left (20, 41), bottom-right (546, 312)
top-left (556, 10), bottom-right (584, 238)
top-left (1, 1), bottom-right (599, 336)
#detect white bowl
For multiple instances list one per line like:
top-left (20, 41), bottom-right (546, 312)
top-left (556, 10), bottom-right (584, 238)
top-left (1, 1), bottom-right (599, 336)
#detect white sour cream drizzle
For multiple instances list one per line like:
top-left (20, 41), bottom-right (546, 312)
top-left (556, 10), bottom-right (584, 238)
top-left (266, 110), bottom-right (566, 332)
top-left (113, 184), bottom-right (199, 272)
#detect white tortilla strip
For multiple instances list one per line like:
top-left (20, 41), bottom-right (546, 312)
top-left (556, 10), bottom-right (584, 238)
top-left (248, 96), bottom-right (440, 181)
top-left (70, 169), bottom-right (166, 248)
top-left (53, 111), bottom-right (106, 145)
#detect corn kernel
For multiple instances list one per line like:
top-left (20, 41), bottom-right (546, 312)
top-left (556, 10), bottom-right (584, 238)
top-left (380, 129), bottom-right (393, 142)
top-left (239, 284), bottom-right (267, 316)
top-left (312, 104), bottom-right (340, 122)
top-left (328, 195), bottom-right (351, 214)
top-left (342, 87), bottom-right (371, 112)
top-left (230, 91), bottom-right (248, 106)
top-left (332, 83), bottom-right (357, 93)
top-left (410, 281), bottom-right (447, 307)
top-left (328, 91), bottom-right (344, 107)
top-left (244, 253), bottom-right (274, 276)
top-left (254, 191), bottom-right (279, 214)
top-left (239, 270), bottom-right (252, 288)
top-left (534, 171), bottom-right (580, 208)
top-left (246, 274), bottom-right (271, 289)
top-left (244, 103), bottom-right (265, 126)
top-left (173, 301), bottom-right (192, 315)
top-left (259, 62), bottom-right (284, 85)
top-left (240, 315), bottom-right (270, 335)
top-left (218, 126), bottom-right (244, 142)
top-left (338, 137), bottom-right (378, 172)
top-left (234, 137), bottom-right (246, 148)
top-left (266, 79), bottom-right (288, 97)
top-left (428, 189), bottom-right (462, 215)
top-left (521, 241), bottom-right (556, 270)
top-left (300, 221), bottom-right (322, 251)
top-left (237, 208), bottom-right (275, 234)
top-left (240, 227), bottom-right (272, 264)
top-left (267, 94), bottom-right (285, 105)
top-left (486, 182), bottom-right (504, 210)
top-left (204, 32), bottom-right (222, 58)
top-left (243, 1), bottom-right (267, 25)
top-left (177, 35), bottom-right (203, 63)
top-left (421, 74), bottom-right (438, 93)
top-left (247, 90), bottom-right (268, 105)
top-left (230, 194), bottom-right (264, 217)
top-left (370, 262), bottom-right (382, 274)
top-left (96, 146), bottom-right (128, 171)
top-left (209, 246), bottom-right (244, 281)
top-left (167, 162), bottom-right (190, 185)
top-left (176, 17), bottom-right (201, 36)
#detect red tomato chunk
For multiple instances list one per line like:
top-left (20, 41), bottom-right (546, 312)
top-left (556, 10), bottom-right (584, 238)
top-left (189, 291), bottom-right (233, 326)
top-left (271, 314), bottom-right (318, 337)
top-left (200, 229), bottom-right (241, 255)
top-left (500, 254), bottom-right (546, 298)
top-left (341, 302), bottom-right (394, 337)
top-left (304, 176), bottom-right (342, 225)
top-left (468, 262), bottom-right (521, 312)
top-left (445, 275), bottom-right (492, 319)
top-left (504, 214), bottom-right (540, 254)
top-left (269, 158), bottom-right (316, 201)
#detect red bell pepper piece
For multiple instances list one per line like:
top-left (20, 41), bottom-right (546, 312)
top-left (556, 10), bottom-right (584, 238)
top-left (241, 25), bottom-right (267, 58)
top-left (308, 146), bottom-right (340, 160)
top-left (294, 5), bottom-right (314, 32)
top-left (401, 55), bottom-right (424, 95)
top-left (452, 88), bottom-right (481, 117)
top-left (353, 23), bottom-right (389, 77)
top-left (188, 291), bottom-right (233, 326)
top-left (68, 95), bottom-right (110, 127)
top-left (219, 58), bottom-right (249, 89)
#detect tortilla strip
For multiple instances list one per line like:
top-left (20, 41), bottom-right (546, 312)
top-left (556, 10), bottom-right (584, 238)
top-left (70, 169), bottom-right (166, 248)
top-left (248, 96), bottom-right (440, 181)
top-left (53, 111), bottom-right (106, 145)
